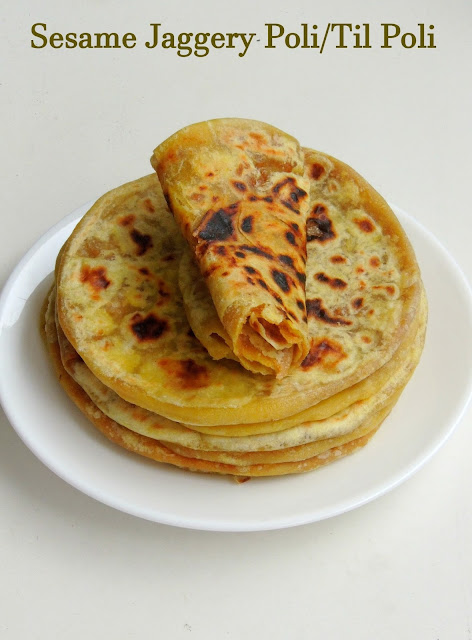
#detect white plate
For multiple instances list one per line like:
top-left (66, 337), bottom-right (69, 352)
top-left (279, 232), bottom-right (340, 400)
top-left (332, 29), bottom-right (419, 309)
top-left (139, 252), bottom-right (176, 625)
top-left (1, 204), bottom-right (471, 532)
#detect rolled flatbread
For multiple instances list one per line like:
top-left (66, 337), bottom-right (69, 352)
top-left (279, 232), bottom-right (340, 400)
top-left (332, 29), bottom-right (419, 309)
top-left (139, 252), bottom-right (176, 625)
top-left (151, 118), bottom-right (311, 377)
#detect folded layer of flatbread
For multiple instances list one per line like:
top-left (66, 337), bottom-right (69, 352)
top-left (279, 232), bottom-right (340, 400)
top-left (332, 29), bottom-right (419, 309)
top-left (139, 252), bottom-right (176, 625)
top-left (151, 119), bottom-right (311, 377)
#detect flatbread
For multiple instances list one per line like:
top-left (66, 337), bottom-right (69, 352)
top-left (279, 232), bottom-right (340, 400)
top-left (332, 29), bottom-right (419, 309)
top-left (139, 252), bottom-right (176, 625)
top-left (151, 118), bottom-right (311, 377)
top-left (55, 166), bottom-right (421, 427)
top-left (180, 146), bottom-right (421, 395)
top-left (42, 290), bottom-right (393, 477)
top-left (56, 285), bottom-right (425, 442)
top-left (49, 286), bottom-right (427, 453)
top-left (160, 401), bottom-right (395, 466)
top-left (178, 249), bottom-right (423, 436)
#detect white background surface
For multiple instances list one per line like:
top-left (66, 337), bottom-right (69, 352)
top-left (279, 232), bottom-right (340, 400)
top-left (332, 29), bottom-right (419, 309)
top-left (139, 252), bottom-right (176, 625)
top-left (1, 0), bottom-right (471, 638)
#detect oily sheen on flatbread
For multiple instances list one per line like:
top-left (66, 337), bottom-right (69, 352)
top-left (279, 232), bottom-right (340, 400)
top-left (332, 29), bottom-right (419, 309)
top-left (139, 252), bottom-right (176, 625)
top-left (43, 289), bottom-right (403, 477)
top-left (56, 282), bottom-right (425, 441)
top-left (50, 285), bottom-right (427, 454)
top-left (56, 164), bottom-right (421, 427)
top-left (151, 118), bottom-right (312, 378)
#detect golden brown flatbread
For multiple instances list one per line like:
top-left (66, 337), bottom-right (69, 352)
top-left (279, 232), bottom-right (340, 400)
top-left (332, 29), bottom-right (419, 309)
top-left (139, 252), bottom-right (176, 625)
top-left (43, 289), bottom-right (394, 478)
top-left (49, 286), bottom-right (427, 454)
top-left (55, 169), bottom-right (422, 427)
top-left (151, 118), bottom-right (311, 377)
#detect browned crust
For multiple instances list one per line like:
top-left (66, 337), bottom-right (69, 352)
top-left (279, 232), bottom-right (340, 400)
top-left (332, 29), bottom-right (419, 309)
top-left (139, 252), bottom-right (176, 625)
top-left (62, 283), bottom-right (419, 427)
top-left (55, 157), bottom-right (423, 427)
top-left (152, 119), bottom-right (311, 377)
top-left (309, 149), bottom-right (419, 288)
top-left (43, 291), bottom-right (388, 478)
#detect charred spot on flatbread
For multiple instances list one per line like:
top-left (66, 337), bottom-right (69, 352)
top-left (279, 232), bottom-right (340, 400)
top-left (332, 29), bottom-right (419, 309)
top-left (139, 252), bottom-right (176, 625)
top-left (372, 284), bottom-right (397, 297)
top-left (271, 269), bottom-right (291, 293)
top-left (195, 204), bottom-right (239, 242)
top-left (130, 313), bottom-right (168, 341)
top-left (354, 217), bottom-right (375, 233)
top-left (79, 265), bottom-right (111, 292)
top-left (258, 278), bottom-right (269, 291)
top-left (130, 228), bottom-right (153, 256)
top-left (370, 256), bottom-right (381, 268)
top-left (285, 231), bottom-right (296, 246)
top-left (301, 338), bottom-right (347, 370)
top-left (241, 216), bottom-right (254, 233)
top-left (295, 271), bottom-right (306, 285)
top-left (306, 298), bottom-right (352, 326)
top-left (311, 163), bottom-right (326, 180)
top-left (278, 254), bottom-right (294, 269)
top-left (143, 198), bottom-right (155, 213)
top-left (118, 214), bottom-right (136, 227)
top-left (307, 205), bottom-right (336, 242)
top-left (202, 264), bottom-right (219, 279)
top-left (244, 266), bottom-right (257, 275)
top-left (314, 272), bottom-right (348, 289)
top-left (239, 244), bottom-right (274, 260)
top-left (272, 177), bottom-right (308, 214)
top-left (159, 358), bottom-right (210, 390)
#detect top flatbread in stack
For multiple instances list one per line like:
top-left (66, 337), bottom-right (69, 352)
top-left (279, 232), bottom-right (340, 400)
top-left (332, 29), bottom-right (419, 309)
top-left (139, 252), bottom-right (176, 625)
top-left (45, 119), bottom-right (425, 479)
top-left (151, 119), bottom-right (311, 378)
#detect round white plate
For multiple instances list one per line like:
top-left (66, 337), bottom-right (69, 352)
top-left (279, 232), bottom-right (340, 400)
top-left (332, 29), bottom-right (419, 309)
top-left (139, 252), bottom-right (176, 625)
top-left (1, 204), bottom-right (471, 532)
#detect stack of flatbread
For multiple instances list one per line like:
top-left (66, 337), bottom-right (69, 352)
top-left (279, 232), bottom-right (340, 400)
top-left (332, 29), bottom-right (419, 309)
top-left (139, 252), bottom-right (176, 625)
top-left (42, 119), bottom-right (426, 479)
